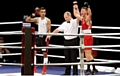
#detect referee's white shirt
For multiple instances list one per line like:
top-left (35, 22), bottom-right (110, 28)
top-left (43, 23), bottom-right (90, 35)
top-left (57, 19), bottom-right (79, 40)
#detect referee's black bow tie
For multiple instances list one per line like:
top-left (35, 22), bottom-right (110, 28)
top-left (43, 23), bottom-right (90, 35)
top-left (67, 21), bottom-right (70, 23)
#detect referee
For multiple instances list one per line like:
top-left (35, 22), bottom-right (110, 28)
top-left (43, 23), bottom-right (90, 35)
top-left (46, 11), bottom-right (79, 75)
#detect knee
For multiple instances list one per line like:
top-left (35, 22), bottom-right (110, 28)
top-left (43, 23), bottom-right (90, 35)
top-left (85, 53), bottom-right (92, 59)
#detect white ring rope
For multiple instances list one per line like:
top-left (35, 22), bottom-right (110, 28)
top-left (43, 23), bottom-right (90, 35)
top-left (0, 32), bottom-right (23, 35)
top-left (35, 44), bottom-right (120, 50)
top-left (36, 54), bottom-right (120, 62)
top-left (92, 48), bottom-right (120, 52)
top-left (35, 61), bottom-right (120, 66)
top-left (2, 52), bottom-right (120, 63)
top-left (0, 31), bottom-right (120, 36)
top-left (36, 32), bottom-right (120, 36)
top-left (93, 35), bottom-right (120, 39)
top-left (35, 46), bottom-right (80, 49)
top-left (84, 44), bottom-right (120, 48)
top-left (52, 24), bottom-right (120, 30)
top-left (3, 61), bottom-right (120, 66)
top-left (0, 43), bottom-right (120, 52)
top-left (1, 21), bottom-right (120, 30)
top-left (2, 53), bottom-right (120, 63)
top-left (0, 63), bottom-right (22, 66)
top-left (49, 44), bottom-right (120, 52)
top-left (85, 61), bottom-right (120, 64)
top-left (2, 31), bottom-right (21, 32)
top-left (1, 53), bottom-right (21, 56)
top-left (0, 30), bottom-right (120, 39)
top-left (0, 46), bottom-right (22, 49)
top-left (0, 42), bottom-right (21, 45)
top-left (0, 21), bottom-right (22, 25)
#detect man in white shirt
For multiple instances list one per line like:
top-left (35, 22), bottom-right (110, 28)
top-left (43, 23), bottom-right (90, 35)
top-left (46, 11), bottom-right (79, 75)
top-left (26, 7), bottom-right (51, 75)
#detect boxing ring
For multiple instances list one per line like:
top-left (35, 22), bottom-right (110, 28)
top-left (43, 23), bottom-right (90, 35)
top-left (0, 21), bottom-right (120, 76)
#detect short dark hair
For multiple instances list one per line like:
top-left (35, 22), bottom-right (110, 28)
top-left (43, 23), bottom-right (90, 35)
top-left (40, 7), bottom-right (46, 10)
top-left (35, 7), bottom-right (40, 11)
top-left (81, 7), bottom-right (88, 10)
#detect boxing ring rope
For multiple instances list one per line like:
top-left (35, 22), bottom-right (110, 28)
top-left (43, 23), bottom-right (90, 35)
top-left (93, 35), bottom-right (120, 39)
top-left (0, 46), bottom-right (22, 49)
top-left (2, 45), bottom-right (120, 61)
top-left (0, 21), bottom-right (120, 75)
top-left (1, 53), bottom-right (21, 56)
top-left (49, 44), bottom-right (120, 52)
top-left (35, 32), bottom-right (120, 36)
top-left (0, 63), bottom-right (22, 66)
top-left (0, 42), bottom-right (120, 61)
top-left (0, 43), bottom-right (120, 74)
top-left (1, 52), bottom-right (120, 62)
top-left (1, 41), bottom-right (120, 49)
top-left (0, 42), bottom-right (21, 45)
top-left (0, 61), bottom-right (120, 66)
top-left (0, 32), bottom-right (22, 35)
top-left (1, 31), bottom-right (120, 39)
top-left (1, 21), bottom-right (120, 29)
top-left (36, 53), bottom-right (120, 62)
top-left (1, 45), bottom-right (120, 49)
top-left (35, 61), bottom-right (120, 66)
top-left (0, 21), bottom-right (22, 25)
top-left (35, 44), bottom-right (120, 49)
top-left (0, 31), bottom-right (120, 36)
top-left (52, 24), bottom-right (120, 29)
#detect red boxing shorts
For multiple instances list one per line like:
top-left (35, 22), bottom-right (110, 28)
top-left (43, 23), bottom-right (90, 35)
top-left (84, 35), bottom-right (93, 50)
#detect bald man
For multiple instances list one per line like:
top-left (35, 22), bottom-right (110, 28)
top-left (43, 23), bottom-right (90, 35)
top-left (46, 11), bottom-right (79, 75)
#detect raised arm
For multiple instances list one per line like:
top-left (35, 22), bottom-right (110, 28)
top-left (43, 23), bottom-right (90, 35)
top-left (47, 19), bottom-right (51, 33)
top-left (73, 1), bottom-right (82, 21)
top-left (25, 16), bottom-right (38, 23)
top-left (88, 7), bottom-right (92, 17)
top-left (87, 7), bottom-right (92, 26)
top-left (84, 2), bottom-right (92, 26)
top-left (84, 2), bottom-right (92, 17)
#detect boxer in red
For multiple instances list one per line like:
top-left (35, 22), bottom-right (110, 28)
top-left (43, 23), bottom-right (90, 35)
top-left (73, 1), bottom-right (98, 75)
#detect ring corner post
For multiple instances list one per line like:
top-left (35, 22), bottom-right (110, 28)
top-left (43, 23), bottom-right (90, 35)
top-left (22, 15), bottom-right (33, 75)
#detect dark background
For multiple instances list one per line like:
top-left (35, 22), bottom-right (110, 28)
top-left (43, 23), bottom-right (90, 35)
top-left (0, 0), bottom-right (120, 68)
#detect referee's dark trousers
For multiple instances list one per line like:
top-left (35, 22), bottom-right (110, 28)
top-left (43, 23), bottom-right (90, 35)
top-left (64, 37), bottom-right (79, 74)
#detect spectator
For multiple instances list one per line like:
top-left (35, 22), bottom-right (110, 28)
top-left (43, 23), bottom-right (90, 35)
top-left (0, 37), bottom-right (10, 65)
